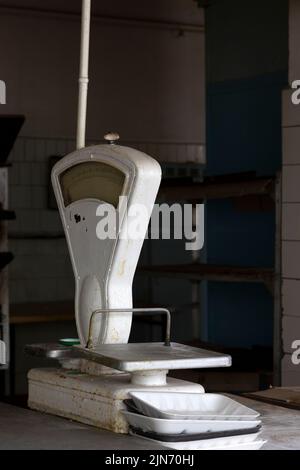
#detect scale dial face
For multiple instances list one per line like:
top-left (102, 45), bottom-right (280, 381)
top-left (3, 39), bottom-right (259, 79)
top-left (60, 161), bottom-right (126, 208)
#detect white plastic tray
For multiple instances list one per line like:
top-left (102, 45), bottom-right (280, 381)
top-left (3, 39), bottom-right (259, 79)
top-left (130, 431), bottom-right (266, 450)
top-left (122, 410), bottom-right (262, 435)
top-left (129, 392), bottom-right (260, 420)
top-left (210, 441), bottom-right (266, 450)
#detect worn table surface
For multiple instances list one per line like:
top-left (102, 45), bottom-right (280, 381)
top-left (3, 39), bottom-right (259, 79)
top-left (0, 402), bottom-right (164, 450)
top-left (231, 394), bottom-right (300, 450)
top-left (0, 394), bottom-right (300, 450)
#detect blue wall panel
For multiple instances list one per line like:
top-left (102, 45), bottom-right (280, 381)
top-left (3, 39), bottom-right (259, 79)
top-left (205, 72), bottom-right (286, 347)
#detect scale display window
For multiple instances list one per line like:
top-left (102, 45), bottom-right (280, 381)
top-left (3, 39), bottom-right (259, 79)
top-left (59, 161), bottom-right (125, 208)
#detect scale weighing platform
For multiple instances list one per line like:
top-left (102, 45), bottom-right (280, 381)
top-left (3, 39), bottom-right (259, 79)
top-left (26, 137), bottom-right (231, 433)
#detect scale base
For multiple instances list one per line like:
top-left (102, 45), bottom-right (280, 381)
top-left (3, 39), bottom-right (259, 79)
top-left (28, 367), bottom-right (204, 434)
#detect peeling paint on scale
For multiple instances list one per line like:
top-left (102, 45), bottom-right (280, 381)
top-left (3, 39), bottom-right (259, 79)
top-left (118, 260), bottom-right (126, 277)
top-left (28, 367), bottom-right (203, 433)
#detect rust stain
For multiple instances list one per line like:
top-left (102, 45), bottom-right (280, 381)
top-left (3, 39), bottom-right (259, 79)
top-left (118, 260), bottom-right (126, 276)
top-left (110, 328), bottom-right (120, 342)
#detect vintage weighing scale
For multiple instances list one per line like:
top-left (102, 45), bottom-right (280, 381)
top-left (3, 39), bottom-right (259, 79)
top-left (26, 135), bottom-right (231, 433)
top-left (26, 0), bottom-right (231, 433)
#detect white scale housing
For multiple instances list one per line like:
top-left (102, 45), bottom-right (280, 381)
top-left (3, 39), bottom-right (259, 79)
top-left (52, 143), bottom-right (161, 348)
top-left (27, 142), bottom-right (231, 433)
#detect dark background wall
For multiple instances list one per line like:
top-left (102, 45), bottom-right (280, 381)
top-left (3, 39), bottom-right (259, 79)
top-left (0, 0), bottom-right (205, 395)
top-left (197, 0), bottom-right (288, 347)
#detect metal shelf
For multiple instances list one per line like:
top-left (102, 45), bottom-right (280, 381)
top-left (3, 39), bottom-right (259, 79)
top-left (0, 116), bottom-right (24, 380)
top-left (139, 263), bottom-right (274, 291)
top-left (0, 252), bottom-right (14, 271)
top-left (0, 210), bottom-right (16, 221)
top-left (159, 174), bottom-right (275, 201)
top-left (144, 172), bottom-right (282, 386)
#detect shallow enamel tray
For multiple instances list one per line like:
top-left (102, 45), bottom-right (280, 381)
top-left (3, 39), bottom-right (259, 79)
top-left (130, 430), bottom-right (265, 450)
top-left (129, 424), bottom-right (261, 442)
top-left (122, 410), bottom-right (262, 436)
top-left (129, 392), bottom-right (260, 421)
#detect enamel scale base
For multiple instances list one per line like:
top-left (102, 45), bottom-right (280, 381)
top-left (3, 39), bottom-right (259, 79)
top-left (26, 340), bottom-right (231, 433)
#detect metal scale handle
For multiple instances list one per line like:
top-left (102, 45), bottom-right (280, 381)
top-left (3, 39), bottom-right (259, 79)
top-left (87, 307), bottom-right (172, 349)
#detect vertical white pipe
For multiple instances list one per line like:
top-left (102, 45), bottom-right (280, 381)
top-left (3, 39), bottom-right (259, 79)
top-left (76, 0), bottom-right (91, 149)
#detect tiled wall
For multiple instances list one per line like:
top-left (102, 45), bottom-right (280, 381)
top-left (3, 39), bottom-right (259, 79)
top-left (8, 136), bottom-right (205, 304)
top-left (282, 89), bottom-right (300, 386)
top-left (280, 0), bottom-right (300, 386)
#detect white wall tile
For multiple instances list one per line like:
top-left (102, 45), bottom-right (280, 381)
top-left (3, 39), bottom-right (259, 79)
top-left (56, 239), bottom-right (69, 255)
top-left (11, 139), bottom-right (25, 162)
top-left (9, 163), bottom-right (34, 194)
top-left (282, 165), bottom-right (300, 202)
top-left (282, 203), bottom-right (300, 240)
top-left (10, 186), bottom-right (31, 209)
top-left (9, 279), bottom-right (27, 304)
top-left (30, 162), bottom-right (48, 186)
top-left (283, 279), bottom-right (300, 317)
top-left (282, 88), bottom-right (300, 127)
top-left (46, 140), bottom-right (59, 157)
top-left (56, 140), bottom-right (68, 156)
top-left (18, 209), bottom-right (41, 233)
top-left (282, 354), bottom-right (294, 371)
top-left (33, 278), bottom-right (58, 302)
top-left (195, 145), bottom-right (206, 164)
top-left (282, 316), bottom-right (300, 353)
top-left (9, 166), bottom-right (19, 186)
top-left (10, 239), bottom-right (47, 256)
top-left (56, 277), bottom-right (75, 300)
top-left (282, 127), bottom-right (300, 165)
top-left (31, 186), bottom-right (46, 210)
top-left (66, 140), bottom-right (76, 154)
top-left (8, 217), bottom-right (22, 235)
top-left (282, 241), bottom-right (300, 279)
top-left (282, 371), bottom-right (300, 386)
top-left (281, 1), bottom-right (300, 387)
top-left (34, 139), bottom-right (47, 162)
top-left (282, 354), bottom-right (300, 386)
top-left (18, 162), bottom-right (32, 185)
top-left (24, 139), bottom-right (37, 162)
top-left (39, 210), bottom-right (62, 233)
